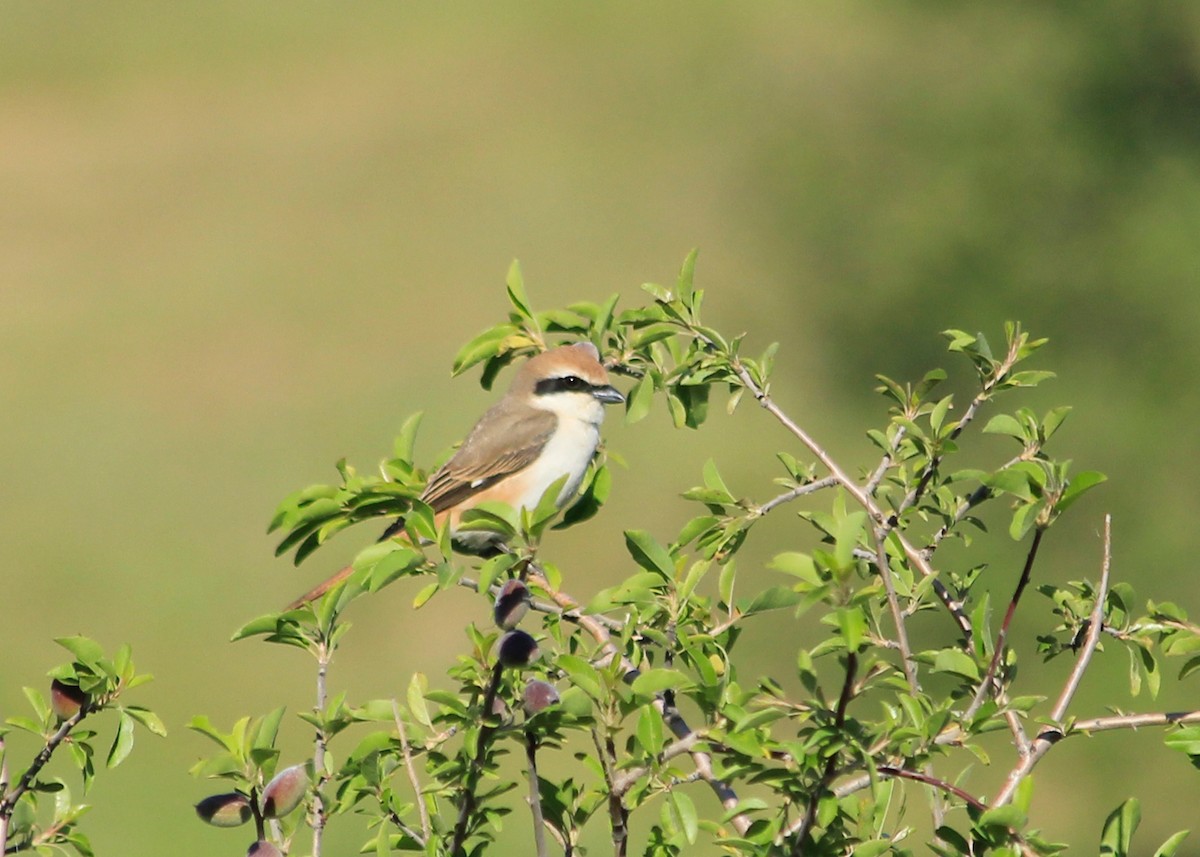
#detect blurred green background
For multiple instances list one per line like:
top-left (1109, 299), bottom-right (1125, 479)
top-left (3, 2), bottom-right (1200, 854)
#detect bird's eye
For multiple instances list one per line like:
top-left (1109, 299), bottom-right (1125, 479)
top-left (561, 376), bottom-right (584, 390)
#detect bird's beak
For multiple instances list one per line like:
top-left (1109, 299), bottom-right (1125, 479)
top-left (592, 385), bottom-right (625, 405)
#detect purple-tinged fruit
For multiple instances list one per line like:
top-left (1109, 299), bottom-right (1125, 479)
top-left (261, 764), bottom-right (308, 818)
top-left (194, 792), bottom-right (252, 827)
top-left (522, 680), bottom-right (560, 715)
top-left (246, 841), bottom-right (283, 857)
top-left (493, 579), bottom-right (531, 629)
top-left (49, 679), bottom-right (88, 720)
top-left (497, 630), bottom-right (540, 668)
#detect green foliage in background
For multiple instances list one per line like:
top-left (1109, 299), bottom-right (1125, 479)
top-left (189, 260), bottom-right (1200, 856)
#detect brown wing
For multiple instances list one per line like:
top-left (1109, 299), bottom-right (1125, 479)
top-left (419, 403), bottom-right (557, 513)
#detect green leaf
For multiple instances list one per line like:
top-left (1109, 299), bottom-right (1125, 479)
top-left (1056, 470), bottom-right (1107, 514)
top-left (392, 412), bottom-right (424, 462)
top-left (631, 669), bottom-right (689, 697)
top-left (636, 705), bottom-right (664, 757)
top-left (1100, 798), bottom-right (1140, 857)
top-left (55, 636), bottom-right (106, 667)
top-left (624, 530), bottom-right (675, 579)
top-left (624, 375), bottom-right (655, 424)
top-left (1153, 830), bottom-right (1190, 857)
top-left (932, 648), bottom-right (980, 681)
top-left (106, 711), bottom-right (135, 768)
top-left (124, 706), bottom-right (167, 737)
top-left (983, 414), bottom-right (1025, 440)
top-left (400, 677), bottom-right (429, 733)
top-left (666, 790), bottom-right (699, 844)
top-left (740, 586), bottom-right (803, 617)
top-left (505, 259), bottom-right (537, 325)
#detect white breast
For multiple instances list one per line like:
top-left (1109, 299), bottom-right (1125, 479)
top-left (516, 415), bottom-right (600, 510)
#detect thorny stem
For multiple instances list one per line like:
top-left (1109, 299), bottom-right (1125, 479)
top-left (392, 699), bottom-right (431, 843)
top-left (966, 528), bottom-right (1046, 719)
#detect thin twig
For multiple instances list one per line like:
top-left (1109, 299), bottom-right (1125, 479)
top-left (525, 567), bottom-right (752, 836)
top-left (392, 699), bottom-right (431, 843)
top-left (789, 652), bottom-right (857, 853)
top-left (524, 730), bottom-right (549, 857)
top-left (311, 643), bottom-right (331, 857)
top-left (0, 707), bottom-right (89, 821)
top-left (1050, 515), bottom-right (1112, 722)
top-left (872, 529), bottom-right (920, 692)
top-left (592, 728), bottom-right (629, 857)
top-left (0, 736), bottom-right (9, 850)
top-left (755, 476), bottom-right (838, 516)
top-left (451, 662), bottom-right (504, 855)
top-left (729, 358), bottom-right (974, 646)
top-left (876, 766), bottom-right (985, 811)
top-left (965, 528), bottom-right (1046, 719)
top-left (611, 731), bottom-right (707, 796)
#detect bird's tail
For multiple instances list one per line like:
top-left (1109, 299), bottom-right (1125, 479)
top-left (285, 564), bottom-right (356, 611)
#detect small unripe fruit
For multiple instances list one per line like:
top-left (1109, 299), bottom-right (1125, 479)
top-left (49, 679), bottom-right (88, 720)
top-left (247, 841), bottom-right (283, 857)
top-left (522, 680), bottom-right (560, 715)
top-left (261, 764), bottom-right (308, 818)
top-left (497, 630), bottom-right (539, 668)
top-left (194, 792), bottom-right (252, 827)
top-left (493, 579), bottom-right (531, 629)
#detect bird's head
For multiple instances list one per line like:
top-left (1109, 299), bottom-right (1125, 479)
top-left (516, 343), bottom-right (625, 422)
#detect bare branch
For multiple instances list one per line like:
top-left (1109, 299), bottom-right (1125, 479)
top-left (755, 476), bottom-right (838, 516)
top-left (451, 662), bottom-right (504, 855)
top-left (524, 730), bottom-right (549, 857)
top-left (392, 699), bottom-right (430, 843)
top-left (311, 643), bottom-right (331, 857)
top-left (788, 652), bottom-right (858, 854)
top-left (966, 527), bottom-right (1046, 719)
top-left (611, 731), bottom-right (707, 796)
top-left (526, 567), bottom-right (752, 836)
top-left (1050, 515), bottom-right (1112, 722)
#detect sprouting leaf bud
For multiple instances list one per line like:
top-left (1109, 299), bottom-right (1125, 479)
top-left (261, 764), bottom-right (308, 818)
top-left (493, 579), bottom-right (531, 629)
top-left (194, 792), bottom-right (252, 827)
top-left (522, 680), bottom-right (560, 715)
top-left (49, 678), bottom-right (88, 720)
top-left (246, 841), bottom-right (283, 857)
top-left (497, 630), bottom-right (540, 668)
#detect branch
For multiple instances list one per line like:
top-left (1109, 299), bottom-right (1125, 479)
top-left (729, 358), bottom-right (974, 647)
top-left (526, 567), bottom-right (752, 836)
top-left (755, 476), bottom-right (838, 516)
top-left (310, 643), bottom-right (331, 857)
top-left (788, 652), bottom-right (857, 854)
top-left (592, 728), bottom-right (628, 857)
top-left (611, 731), bottom-right (707, 796)
top-left (965, 527), bottom-right (1045, 719)
top-left (392, 700), bottom-right (430, 843)
top-left (524, 730), bottom-right (549, 857)
top-left (450, 662), bottom-right (504, 855)
top-left (0, 707), bottom-right (89, 822)
top-left (876, 766), bottom-right (986, 811)
top-left (1049, 515), bottom-right (1112, 722)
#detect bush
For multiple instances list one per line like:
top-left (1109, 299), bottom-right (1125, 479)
top-left (188, 255), bottom-right (1200, 856)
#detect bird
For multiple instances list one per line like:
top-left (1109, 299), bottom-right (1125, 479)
top-left (287, 342), bottom-right (625, 608)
